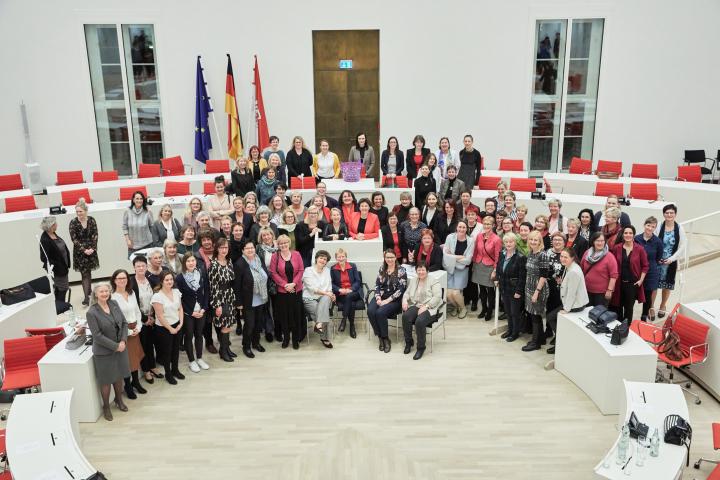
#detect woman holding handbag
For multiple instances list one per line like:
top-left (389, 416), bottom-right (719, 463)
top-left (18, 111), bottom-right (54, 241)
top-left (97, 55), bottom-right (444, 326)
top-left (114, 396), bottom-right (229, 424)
top-left (208, 238), bottom-right (237, 362)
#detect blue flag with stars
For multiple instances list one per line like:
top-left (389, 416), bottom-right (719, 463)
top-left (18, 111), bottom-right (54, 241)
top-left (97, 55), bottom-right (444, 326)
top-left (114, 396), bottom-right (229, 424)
top-left (194, 56), bottom-right (213, 163)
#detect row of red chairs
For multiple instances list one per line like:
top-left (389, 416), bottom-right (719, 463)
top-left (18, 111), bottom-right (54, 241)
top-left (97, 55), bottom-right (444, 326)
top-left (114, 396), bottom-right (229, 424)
top-left (1, 328), bottom-right (65, 393)
top-left (569, 157), bottom-right (705, 182)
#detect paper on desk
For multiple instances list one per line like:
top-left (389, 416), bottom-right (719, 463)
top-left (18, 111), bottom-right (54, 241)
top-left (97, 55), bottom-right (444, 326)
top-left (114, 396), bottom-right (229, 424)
top-left (13, 440), bottom-right (42, 455)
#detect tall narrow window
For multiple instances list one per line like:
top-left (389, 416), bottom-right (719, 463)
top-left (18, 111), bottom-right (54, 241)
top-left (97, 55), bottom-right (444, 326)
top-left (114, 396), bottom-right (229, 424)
top-left (528, 18), bottom-right (604, 175)
top-left (85, 24), bottom-right (164, 175)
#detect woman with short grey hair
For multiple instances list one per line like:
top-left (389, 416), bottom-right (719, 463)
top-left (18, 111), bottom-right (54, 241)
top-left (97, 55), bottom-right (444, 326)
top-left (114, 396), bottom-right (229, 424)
top-left (39, 216), bottom-right (72, 304)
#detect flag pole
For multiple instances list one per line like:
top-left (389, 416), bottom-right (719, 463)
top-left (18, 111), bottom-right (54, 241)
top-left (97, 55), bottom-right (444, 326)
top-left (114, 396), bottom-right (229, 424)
top-left (198, 56), bottom-right (228, 160)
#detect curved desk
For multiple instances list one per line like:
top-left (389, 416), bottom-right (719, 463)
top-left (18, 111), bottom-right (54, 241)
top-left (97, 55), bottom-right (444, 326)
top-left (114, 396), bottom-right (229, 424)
top-left (554, 308), bottom-right (657, 414)
top-left (6, 389), bottom-right (97, 479)
top-left (595, 381), bottom-right (689, 479)
top-left (0, 292), bottom-right (56, 357)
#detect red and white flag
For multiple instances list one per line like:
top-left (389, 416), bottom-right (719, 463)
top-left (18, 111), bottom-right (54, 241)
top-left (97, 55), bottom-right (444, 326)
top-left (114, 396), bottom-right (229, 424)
top-left (253, 55), bottom-right (270, 151)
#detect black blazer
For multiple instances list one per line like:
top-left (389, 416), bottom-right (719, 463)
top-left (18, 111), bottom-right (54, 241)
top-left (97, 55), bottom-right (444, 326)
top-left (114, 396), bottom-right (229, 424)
top-left (496, 251), bottom-right (527, 297)
top-left (175, 271), bottom-right (210, 318)
top-left (304, 196), bottom-right (339, 209)
top-left (405, 147), bottom-right (431, 180)
top-left (435, 217), bottom-right (457, 245)
top-left (229, 237), bottom-right (248, 263)
top-left (249, 222), bottom-right (279, 245)
top-left (421, 207), bottom-right (441, 232)
top-left (381, 225), bottom-right (405, 256)
top-left (569, 235), bottom-right (589, 259)
top-left (40, 231), bottom-right (71, 278)
top-left (371, 206), bottom-right (389, 227)
top-left (593, 211), bottom-right (631, 230)
top-left (414, 176), bottom-right (436, 208)
top-left (232, 255), bottom-right (268, 308)
top-left (330, 262), bottom-right (362, 294)
top-left (229, 170), bottom-right (256, 197)
top-left (322, 222), bottom-right (349, 241)
top-left (412, 245), bottom-right (444, 272)
top-left (380, 149), bottom-right (405, 176)
top-left (151, 218), bottom-right (182, 247)
top-left (286, 148), bottom-right (313, 177)
top-left (295, 221), bottom-right (326, 258)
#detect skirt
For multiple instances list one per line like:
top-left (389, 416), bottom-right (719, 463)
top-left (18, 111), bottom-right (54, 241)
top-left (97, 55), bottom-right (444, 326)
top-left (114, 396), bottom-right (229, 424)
top-left (93, 351), bottom-right (130, 385)
top-left (126, 334), bottom-right (145, 372)
top-left (471, 263), bottom-right (495, 287)
top-left (447, 268), bottom-right (470, 290)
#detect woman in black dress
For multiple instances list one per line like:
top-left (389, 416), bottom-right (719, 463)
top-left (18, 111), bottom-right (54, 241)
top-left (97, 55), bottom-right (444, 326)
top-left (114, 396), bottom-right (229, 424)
top-left (286, 136), bottom-right (313, 178)
top-left (458, 134), bottom-right (482, 188)
top-left (370, 192), bottom-right (389, 227)
top-left (39, 216), bottom-right (71, 304)
top-left (69, 198), bottom-right (99, 305)
top-left (208, 238), bottom-right (237, 362)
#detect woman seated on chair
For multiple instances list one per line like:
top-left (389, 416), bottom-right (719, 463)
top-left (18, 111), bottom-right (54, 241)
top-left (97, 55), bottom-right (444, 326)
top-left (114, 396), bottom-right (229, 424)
top-left (409, 229), bottom-right (443, 272)
top-left (368, 249), bottom-right (407, 354)
top-left (302, 250), bottom-right (335, 349)
top-left (331, 248), bottom-right (362, 339)
top-left (348, 198), bottom-right (380, 240)
top-left (401, 263), bottom-right (443, 361)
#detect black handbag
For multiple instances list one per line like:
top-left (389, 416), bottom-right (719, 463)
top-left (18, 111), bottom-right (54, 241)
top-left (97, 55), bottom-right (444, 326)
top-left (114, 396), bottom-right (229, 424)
top-left (611, 320), bottom-right (630, 345)
top-left (664, 414), bottom-right (692, 466)
top-left (1, 283), bottom-right (36, 305)
top-left (588, 305), bottom-right (617, 325)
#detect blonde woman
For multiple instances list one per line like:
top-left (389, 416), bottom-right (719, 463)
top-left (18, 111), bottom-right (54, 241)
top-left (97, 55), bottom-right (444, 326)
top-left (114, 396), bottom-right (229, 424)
top-left (277, 209), bottom-right (299, 250)
top-left (286, 136), bottom-right (313, 178)
top-left (162, 239), bottom-right (182, 273)
top-left (268, 194), bottom-right (287, 225)
top-left (183, 197), bottom-right (204, 230)
top-left (207, 175), bottom-right (234, 229)
top-left (267, 152), bottom-right (286, 185)
top-left (69, 198), bottom-right (99, 305)
top-left (151, 204), bottom-right (182, 247)
top-left (312, 139), bottom-right (340, 181)
top-left (522, 231), bottom-right (551, 352)
top-left (443, 221), bottom-right (476, 318)
top-left (230, 157), bottom-right (255, 196)
top-left (515, 204), bottom-right (528, 232)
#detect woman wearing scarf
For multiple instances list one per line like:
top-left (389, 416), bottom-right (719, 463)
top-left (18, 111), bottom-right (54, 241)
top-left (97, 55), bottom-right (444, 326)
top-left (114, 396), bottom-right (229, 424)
top-left (175, 252), bottom-right (210, 373)
top-left (410, 229), bottom-right (443, 272)
top-left (577, 208), bottom-right (596, 242)
top-left (255, 168), bottom-right (280, 205)
top-left (581, 231), bottom-right (618, 307)
top-left (277, 210), bottom-right (299, 250)
top-left (256, 227), bottom-right (279, 343)
top-left (601, 207), bottom-right (622, 249)
top-left (233, 241), bottom-right (269, 358)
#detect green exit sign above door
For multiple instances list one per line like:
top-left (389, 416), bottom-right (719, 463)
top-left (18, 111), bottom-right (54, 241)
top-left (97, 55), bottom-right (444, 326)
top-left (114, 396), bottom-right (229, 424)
top-left (339, 59), bottom-right (353, 69)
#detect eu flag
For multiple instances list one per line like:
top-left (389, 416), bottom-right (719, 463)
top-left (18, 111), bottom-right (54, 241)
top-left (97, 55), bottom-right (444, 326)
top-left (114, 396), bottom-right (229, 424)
top-left (194, 56), bottom-right (213, 163)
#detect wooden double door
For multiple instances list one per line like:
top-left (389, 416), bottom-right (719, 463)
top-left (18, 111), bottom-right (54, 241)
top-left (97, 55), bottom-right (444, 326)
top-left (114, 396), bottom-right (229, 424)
top-left (312, 30), bottom-right (380, 176)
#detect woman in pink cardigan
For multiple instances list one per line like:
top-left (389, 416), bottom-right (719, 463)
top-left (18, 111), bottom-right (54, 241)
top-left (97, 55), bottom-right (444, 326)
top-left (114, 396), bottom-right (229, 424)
top-left (581, 231), bottom-right (618, 307)
top-left (269, 235), bottom-right (305, 349)
top-left (471, 216), bottom-right (502, 320)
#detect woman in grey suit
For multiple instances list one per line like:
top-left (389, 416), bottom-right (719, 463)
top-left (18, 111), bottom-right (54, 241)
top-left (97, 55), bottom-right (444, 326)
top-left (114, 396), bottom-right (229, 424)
top-left (86, 282), bottom-right (131, 421)
top-left (348, 132), bottom-right (377, 179)
top-left (401, 264), bottom-right (443, 360)
top-left (151, 204), bottom-right (182, 247)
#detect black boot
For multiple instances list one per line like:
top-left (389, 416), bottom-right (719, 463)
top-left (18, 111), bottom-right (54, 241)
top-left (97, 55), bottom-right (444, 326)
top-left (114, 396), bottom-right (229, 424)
top-left (349, 319), bottom-right (357, 339)
top-left (404, 341), bottom-right (413, 354)
top-left (413, 348), bottom-right (425, 360)
top-left (522, 315), bottom-right (542, 352)
top-left (164, 367), bottom-right (177, 385)
top-left (219, 333), bottom-right (234, 362)
top-left (338, 317), bottom-right (347, 332)
top-left (383, 337), bottom-right (391, 353)
top-left (378, 336), bottom-right (384, 351)
top-left (227, 334), bottom-right (237, 357)
top-left (252, 341), bottom-right (265, 353)
top-left (131, 371), bottom-right (147, 394)
top-left (123, 377), bottom-right (137, 399)
top-left (243, 345), bottom-right (255, 358)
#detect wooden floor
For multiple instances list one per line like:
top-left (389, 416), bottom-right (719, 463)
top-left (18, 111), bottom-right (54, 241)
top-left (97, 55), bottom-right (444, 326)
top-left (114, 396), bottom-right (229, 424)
top-left (72, 260), bottom-right (720, 480)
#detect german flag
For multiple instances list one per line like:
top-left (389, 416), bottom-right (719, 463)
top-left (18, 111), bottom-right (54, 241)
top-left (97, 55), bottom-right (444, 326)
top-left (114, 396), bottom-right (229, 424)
top-left (225, 54), bottom-right (243, 159)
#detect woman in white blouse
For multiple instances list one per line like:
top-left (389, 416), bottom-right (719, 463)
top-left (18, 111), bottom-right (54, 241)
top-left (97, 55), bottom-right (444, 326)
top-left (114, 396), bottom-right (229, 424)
top-left (312, 139), bottom-right (340, 181)
top-left (151, 271), bottom-right (185, 385)
top-left (207, 176), bottom-right (234, 230)
top-left (110, 269), bottom-right (147, 399)
top-left (302, 250), bottom-right (335, 348)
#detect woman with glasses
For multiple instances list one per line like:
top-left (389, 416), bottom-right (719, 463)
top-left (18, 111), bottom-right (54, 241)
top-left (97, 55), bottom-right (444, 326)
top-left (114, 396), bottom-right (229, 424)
top-left (368, 249), bottom-right (408, 353)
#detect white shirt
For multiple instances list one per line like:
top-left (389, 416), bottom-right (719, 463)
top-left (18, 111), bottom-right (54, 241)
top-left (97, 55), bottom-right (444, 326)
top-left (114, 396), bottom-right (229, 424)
top-left (436, 148), bottom-right (460, 177)
top-left (315, 152), bottom-right (336, 178)
top-left (161, 219), bottom-right (176, 242)
top-left (302, 265), bottom-right (332, 300)
top-left (151, 288), bottom-right (182, 327)
top-left (111, 291), bottom-right (142, 334)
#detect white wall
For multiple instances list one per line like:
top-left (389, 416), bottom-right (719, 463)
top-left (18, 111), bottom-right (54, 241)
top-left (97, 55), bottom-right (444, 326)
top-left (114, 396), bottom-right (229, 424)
top-left (0, 0), bottom-right (718, 187)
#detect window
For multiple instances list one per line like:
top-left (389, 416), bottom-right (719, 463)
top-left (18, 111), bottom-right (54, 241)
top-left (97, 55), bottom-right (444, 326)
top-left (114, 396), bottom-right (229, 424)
top-left (528, 18), bottom-right (604, 175)
top-left (85, 24), bottom-right (164, 176)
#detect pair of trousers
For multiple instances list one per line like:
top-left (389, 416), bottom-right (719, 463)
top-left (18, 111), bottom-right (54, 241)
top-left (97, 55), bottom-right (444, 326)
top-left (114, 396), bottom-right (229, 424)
top-left (183, 313), bottom-right (205, 362)
top-left (241, 303), bottom-right (266, 347)
top-left (275, 292), bottom-right (304, 342)
top-left (367, 299), bottom-right (402, 338)
top-left (587, 292), bottom-right (608, 307)
top-left (336, 291), bottom-right (361, 322)
top-left (402, 306), bottom-right (433, 350)
top-left (464, 273), bottom-right (478, 304)
top-left (203, 311), bottom-right (215, 345)
top-left (303, 296), bottom-right (331, 340)
top-left (139, 322), bottom-right (158, 372)
top-left (641, 288), bottom-right (654, 318)
top-left (155, 323), bottom-right (181, 373)
top-left (502, 292), bottom-right (524, 336)
top-left (478, 285), bottom-right (495, 311)
top-left (617, 281), bottom-right (637, 322)
top-left (547, 306), bottom-right (585, 337)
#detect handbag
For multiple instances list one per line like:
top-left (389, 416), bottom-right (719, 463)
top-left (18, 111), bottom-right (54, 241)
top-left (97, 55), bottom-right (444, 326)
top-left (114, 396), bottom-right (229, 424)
top-left (610, 320), bottom-right (629, 345)
top-left (664, 414), bottom-right (692, 466)
top-left (268, 253), bottom-right (279, 295)
top-left (657, 330), bottom-right (684, 361)
top-left (588, 305), bottom-right (617, 325)
top-left (0, 283), bottom-right (36, 305)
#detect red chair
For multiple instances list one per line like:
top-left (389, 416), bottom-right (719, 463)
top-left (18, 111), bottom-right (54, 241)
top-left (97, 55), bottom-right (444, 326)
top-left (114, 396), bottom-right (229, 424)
top-left (478, 176), bottom-right (501, 191)
top-left (630, 163), bottom-right (658, 179)
top-left (498, 159), bottom-right (525, 171)
top-left (138, 163), bottom-right (161, 178)
top-left (509, 177), bottom-right (537, 192)
top-left (4, 195), bottom-right (37, 213)
top-left (676, 165), bottom-right (702, 183)
top-left (569, 157), bottom-right (593, 175)
top-left (60, 188), bottom-right (92, 206)
top-left (302, 177), bottom-right (317, 189)
top-left (92, 170), bottom-right (119, 182)
top-left (25, 327), bottom-right (66, 351)
top-left (205, 159), bottom-right (229, 174)
top-left (161, 155), bottom-right (187, 176)
top-left (289, 177), bottom-right (303, 189)
top-left (693, 422), bottom-right (720, 472)
top-left (629, 183), bottom-right (658, 201)
top-left (164, 181), bottom-right (190, 197)
top-left (395, 176), bottom-right (409, 188)
top-left (0, 174), bottom-right (23, 191)
top-left (203, 182), bottom-right (215, 195)
top-left (596, 160), bottom-right (623, 176)
top-left (1, 335), bottom-right (47, 391)
top-left (119, 186), bottom-right (148, 201)
top-left (594, 182), bottom-right (624, 197)
top-left (56, 170), bottom-right (84, 185)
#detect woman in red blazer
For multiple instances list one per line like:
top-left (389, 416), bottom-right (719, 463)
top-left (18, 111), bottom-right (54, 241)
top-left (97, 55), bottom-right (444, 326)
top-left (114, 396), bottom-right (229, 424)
top-left (349, 198), bottom-right (380, 240)
top-left (269, 235), bottom-right (305, 349)
top-left (610, 226), bottom-right (649, 322)
top-left (471, 215), bottom-right (503, 319)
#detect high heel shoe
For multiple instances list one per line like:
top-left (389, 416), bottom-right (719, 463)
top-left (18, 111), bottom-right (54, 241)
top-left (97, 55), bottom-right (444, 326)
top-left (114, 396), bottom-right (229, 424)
top-left (102, 405), bottom-right (113, 421)
top-left (114, 400), bottom-right (128, 412)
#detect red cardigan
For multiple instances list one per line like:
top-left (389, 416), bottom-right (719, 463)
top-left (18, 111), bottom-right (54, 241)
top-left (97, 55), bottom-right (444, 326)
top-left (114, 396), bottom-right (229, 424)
top-left (348, 211), bottom-right (380, 240)
top-left (610, 242), bottom-right (649, 306)
top-left (472, 231), bottom-right (502, 266)
top-left (269, 250), bottom-right (305, 294)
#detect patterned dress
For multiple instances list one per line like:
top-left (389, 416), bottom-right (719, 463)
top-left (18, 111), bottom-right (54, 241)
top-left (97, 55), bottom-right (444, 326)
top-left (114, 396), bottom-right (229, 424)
top-left (208, 259), bottom-right (236, 328)
top-left (658, 229), bottom-right (676, 289)
top-left (524, 250), bottom-right (550, 315)
top-left (68, 217), bottom-right (99, 272)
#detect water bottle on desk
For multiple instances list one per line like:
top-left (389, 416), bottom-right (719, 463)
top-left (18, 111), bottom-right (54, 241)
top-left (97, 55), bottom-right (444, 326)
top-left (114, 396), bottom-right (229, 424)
top-left (617, 424), bottom-right (630, 464)
top-left (650, 428), bottom-right (660, 457)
